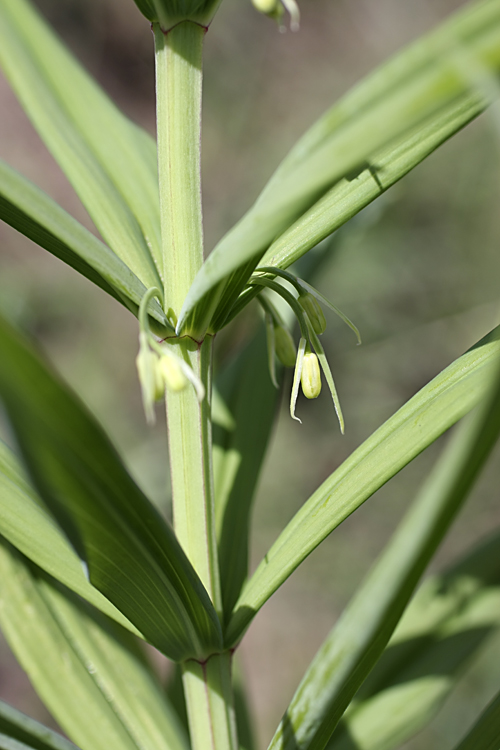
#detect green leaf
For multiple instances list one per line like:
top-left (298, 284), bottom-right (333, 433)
top-left (452, 690), bottom-right (500, 750)
top-left (0, 0), bottom-right (162, 288)
top-left (0, 439), bottom-right (141, 637)
top-left (177, 0), bottom-right (500, 336)
top-left (0, 543), bottom-right (189, 750)
top-left (0, 700), bottom-right (78, 750)
top-left (0, 160), bottom-right (169, 334)
top-left (225, 324), bottom-right (500, 647)
top-left (213, 328), bottom-right (280, 622)
top-left (267, 356), bottom-right (500, 750)
top-left (327, 531), bottom-right (500, 750)
top-left (0, 314), bottom-right (222, 661)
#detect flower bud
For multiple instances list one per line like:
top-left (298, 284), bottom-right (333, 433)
top-left (157, 355), bottom-right (188, 393)
top-left (298, 293), bottom-right (326, 335)
top-left (274, 325), bottom-right (296, 368)
top-left (301, 352), bottom-right (321, 399)
top-left (252, 0), bottom-right (283, 20)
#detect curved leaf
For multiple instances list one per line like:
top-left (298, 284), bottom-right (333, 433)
top-left (0, 0), bottom-right (162, 288)
top-left (452, 690), bottom-right (500, 750)
top-left (213, 327), bottom-right (280, 622)
top-left (0, 314), bottom-right (222, 661)
top-left (225, 324), bottom-right (500, 647)
top-left (327, 531), bottom-right (500, 750)
top-left (0, 700), bottom-right (78, 750)
top-left (0, 160), bottom-right (169, 333)
top-left (0, 439), bottom-right (141, 636)
top-left (0, 543), bottom-right (189, 750)
top-left (267, 357), bottom-right (500, 750)
top-left (177, 0), bottom-right (500, 336)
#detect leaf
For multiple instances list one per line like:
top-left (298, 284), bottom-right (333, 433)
top-left (267, 355), bottom-right (500, 750)
top-left (0, 439), bottom-right (141, 637)
top-left (213, 327), bottom-right (281, 622)
top-left (0, 543), bottom-right (189, 750)
top-left (452, 690), bottom-right (500, 750)
top-left (0, 700), bottom-right (78, 750)
top-left (177, 0), bottom-right (500, 336)
top-left (0, 0), bottom-right (162, 288)
top-left (0, 160), bottom-right (169, 334)
top-left (225, 324), bottom-right (500, 647)
top-left (0, 314), bottom-right (222, 661)
top-left (327, 531), bottom-right (500, 750)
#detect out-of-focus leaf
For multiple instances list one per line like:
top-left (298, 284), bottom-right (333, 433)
top-left (0, 315), bottom-right (222, 661)
top-left (0, 700), bottom-right (78, 750)
top-left (267, 355), bottom-right (500, 750)
top-left (0, 543), bottom-right (189, 750)
top-left (0, 439), bottom-right (141, 636)
top-left (0, 160), bottom-right (169, 334)
top-left (452, 690), bottom-right (500, 750)
top-left (177, 0), bottom-right (500, 337)
top-left (327, 531), bottom-right (500, 750)
top-left (225, 325), bottom-right (500, 647)
top-left (0, 0), bottom-right (162, 287)
top-left (213, 328), bottom-right (280, 621)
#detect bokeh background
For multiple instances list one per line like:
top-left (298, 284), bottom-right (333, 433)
top-left (1, 0), bottom-right (500, 748)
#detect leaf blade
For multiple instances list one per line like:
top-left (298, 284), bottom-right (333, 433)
top-left (177, 0), bottom-right (500, 336)
top-left (226, 325), bottom-right (500, 647)
top-left (0, 160), bottom-right (169, 331)
top-left (0, 544), bottom-right (189, 750)
top-left (0, 0), bottom-right (162, 288)
top-left (267, 357), bottom-right (500, 750)
top-left (0, 315), bottom-right (222, 661)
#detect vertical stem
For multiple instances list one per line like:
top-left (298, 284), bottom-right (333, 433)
top-left (154, 21), bottom-right (205, 316)
top-left (165, 335), bottom-right (222, 612)
top-left (155, 20), bottom-right (237, 750)
top-left (155, 20), bottom-right (222, 609)
top-left (182, 653), bottom-right (238, 750)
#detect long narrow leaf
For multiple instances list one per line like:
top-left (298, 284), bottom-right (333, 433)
top-left (0, 0), bottom-right (162, 288)
top-left (177, 0), bottom-right (500, 336)
top-left (0, 439), bottom-right (141, 636)
top-left (0, 700), bottom-right (78, 750)
top-left (225, 324), bottom-right (500, 646)
top-left (327, 531), bottom-right (500, 750)
top-left (0, 315), bottom-right (222, 661)
top-left (213, 328), bottom-right (280, 622)
top-left (452, 690), bottom-right (500, 750)
top-left (0, 160), bottom-right (169, 333)
top-left (267, 356), bottom-right (500, 750)
top-left (0, 543), bottom-right (188, 750)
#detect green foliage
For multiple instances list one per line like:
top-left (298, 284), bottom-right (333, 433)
top-left (0, 1), bottom-right (499, 750)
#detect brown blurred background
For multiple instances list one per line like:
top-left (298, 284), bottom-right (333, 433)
top-left (1, 0), bottom-right (500, 748)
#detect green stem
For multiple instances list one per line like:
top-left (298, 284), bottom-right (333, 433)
top-left (155, 20), bottom-right (236, 750)
top-left (182, 653), bottom-right (238, 750)
top-left (154, 21), bottom-right (205, 316)
top-left (164, 336), bottom-right (222, 611)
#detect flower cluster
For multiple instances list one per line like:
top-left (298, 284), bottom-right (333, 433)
top-left (251, 267), bottom-right (361, 432)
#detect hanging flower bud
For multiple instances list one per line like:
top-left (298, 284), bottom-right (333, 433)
top-left (252, 0), bottom-right (283, 23)
top-left (274, 325), bottom-right (297, 368)
top-left (157, 355), bottom-right (189, 393)
top-left (298, 293), bottom-right (327, 335)
top-left (252, 0), bottom-right (299, 29)
top-left (301, 351), bottom-right (321, 399)
top-left (132, 0), bottom-right (222, 29)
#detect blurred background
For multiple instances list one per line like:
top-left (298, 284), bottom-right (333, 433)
top-left (1, 0), bottom-right (500, 747)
